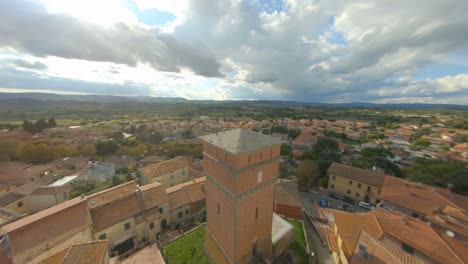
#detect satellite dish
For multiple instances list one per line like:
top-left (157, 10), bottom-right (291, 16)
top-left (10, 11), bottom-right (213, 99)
top-left (446, 230), bottom-right (455, 238)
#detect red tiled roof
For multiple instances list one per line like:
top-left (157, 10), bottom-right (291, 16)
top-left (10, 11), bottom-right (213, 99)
top-left (140, 157), bottom-right (188, 180)
top-left (87, 181), bottom-right (138, 209)
top-left (328, 162), bottom-right (386, 187)
top-left (380, 177), bottom-right (465, 216)
top-left (2, 197), bottom-right (92, 257)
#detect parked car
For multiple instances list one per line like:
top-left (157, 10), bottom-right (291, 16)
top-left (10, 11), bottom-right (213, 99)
top-left (341, 196), bottom-right (355, 205)
top-left (328, 192), bottom-right (339, 199)
top-left (358, 201), bottom-right (373, 210)
top-left (342, 204), bottom-right (353, 212)
top-left (319, 199), bottom-right (329, 208)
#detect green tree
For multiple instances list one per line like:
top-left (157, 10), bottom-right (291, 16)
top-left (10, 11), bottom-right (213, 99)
top-left (296, 160), bottom-right (321, 190)
top-left (360, 147), bottom-right (394, 158)
top-left (95, 141), bottom-right (118, 156)
top-left (409, 139), bottom-right (431, 151)
top-left (148, 131), bottom-right (164, 144)
top-left (403, 159), bottom-right (468, 195)
top-left (19, 143), bottom-right (52, 163)
top-left (280, 143), bottom-right (291, 156)
top-left (181, 128), bottom-right (193, 138)
top-left (0, 139), bottom-right (19, 160)
top-left (48, 117), bottom-right (57, 128)
top-left (288, 129), bottom-right (301, 139)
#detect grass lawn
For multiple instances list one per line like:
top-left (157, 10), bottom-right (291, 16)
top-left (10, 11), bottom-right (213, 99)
top-left (287, 219), bottom-right (309, 264)
top-left (164, 226), bottom-right (210, 264)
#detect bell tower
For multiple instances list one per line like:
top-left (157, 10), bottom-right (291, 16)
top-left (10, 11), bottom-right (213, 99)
top-left (200, 129), bottom-right (282, 264)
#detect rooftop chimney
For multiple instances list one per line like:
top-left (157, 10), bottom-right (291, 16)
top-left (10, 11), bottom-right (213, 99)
top-left (80, 194), bottom-right (85, 200)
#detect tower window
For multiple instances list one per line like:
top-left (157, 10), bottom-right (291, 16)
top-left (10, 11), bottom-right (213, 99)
top-left (217, 203), bottom-right (220, 215)
top-left (248, 155), bottom-right (251, 164)
top-left (255, 207), bottom-right (258, 221)
top-left (257, 171), bottom-right (263, 183)
top-left (260, 152), bottom-right (263, 160)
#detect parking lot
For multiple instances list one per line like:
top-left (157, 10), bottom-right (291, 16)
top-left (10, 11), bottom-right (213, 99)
top-left (299, 190), bottom-right (369, 218)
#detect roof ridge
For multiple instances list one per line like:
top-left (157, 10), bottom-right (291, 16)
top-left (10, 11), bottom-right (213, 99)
top-left (60, 247), bottom-right (73, 264)
top-left (87, 180), bottom-right (136, 198)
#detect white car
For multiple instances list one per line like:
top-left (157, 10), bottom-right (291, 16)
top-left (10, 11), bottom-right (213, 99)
top-left (358, 201), bottom-right (373, 210)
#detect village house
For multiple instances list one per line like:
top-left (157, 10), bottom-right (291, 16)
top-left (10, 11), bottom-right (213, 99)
top-left (327, 162), bottom-right (386, 205)
top-left (0, 162), bottom-right (55, 185)
top-left (166, 177), bottom-right (206, 230)
top-left (51, 157), bottom-right (89, 171)
top-left (40, 240), bottom-right (110, 264)
top-left (0, 183), bottom-right (42, 215)
top-left (139, 157), bottom-right (190, 188)
top-left (379, 176), bottom-right (468, 219)
top-left (86, 180), bottom-right (169, 255)
top-left (0, 197), bottom-right (93, 264)
top-left (291, 131), bottom-right (317, 157)
top-left (28, 185), bottom-right (70, 213)
top-left (322, 208), bottom-right (465, 264)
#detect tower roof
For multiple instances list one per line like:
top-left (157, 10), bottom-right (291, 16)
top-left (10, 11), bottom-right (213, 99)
top-left (199, 128), bottom-right (283, 154)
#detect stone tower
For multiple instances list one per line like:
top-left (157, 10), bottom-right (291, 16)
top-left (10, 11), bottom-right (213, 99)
top-left (200, 129), bottom-right (282, 264)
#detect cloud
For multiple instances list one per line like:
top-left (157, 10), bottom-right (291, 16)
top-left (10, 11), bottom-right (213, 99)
top-left (0, 0), bottom-right (467, 103)
top-left (12, 59), bottom-right (47, 70)
top-left (0, 0), bottom-right (222, 77)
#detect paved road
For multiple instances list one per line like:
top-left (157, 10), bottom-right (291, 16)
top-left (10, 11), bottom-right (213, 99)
top-left (299, 190), bottom-right (369, 264)
top-left (300, 191), bottom-right (369, 216)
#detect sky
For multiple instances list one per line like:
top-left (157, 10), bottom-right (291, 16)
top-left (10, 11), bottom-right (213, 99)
top-left (0, 0), bottom-right (468, 104)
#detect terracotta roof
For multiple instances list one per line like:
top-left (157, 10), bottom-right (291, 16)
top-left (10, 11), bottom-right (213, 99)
top-left (328, 162), bottom-right (386, 187)
top-left (380, 177), bottom-right (465, 216)
top-left (432, 226), bottom-right (468, 264)
top-left (182, 178), bottom-right (206, 203)
top-left (52, 156), bottom-right (89, 167)
top-left (140, 182), bottom-right (168, 209)
top-left (90, 194), bottom-right (143, 232)
top-left (140, 157), bottom-right (188, 180)
top-left (120, 243), bottom-right (165, 264)
top-left (199, 128), bottom-right (282, 154)
top-left (87, 181), bottom-right (138, 209)
top-left (349, 231), bottom-right (422, 264)
top-left (2, 197), bottom-right (91, 257)
top-left (326, 209), bottom-right (383, 258)
top-left (31, 185), bottom-right (70, 195)
top-left (275, 181), bottom-right (302, 208)
top-left (442, 206), bottom-right (468, 222)
top-left (41, 240), bottom-right (109, 264)
top-left (167, 188), bottom-right (190, 211)
top-left (166, 177), bottom-right (206, 210)
top-left (371, 210), bottom-right (464, 264)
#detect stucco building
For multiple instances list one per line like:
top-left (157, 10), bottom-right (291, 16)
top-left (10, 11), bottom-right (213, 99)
top-left (139, 157), bottom-right (190, 188)
top-left (0, 197), bottom-right (93, 264)
top-left (166, 177), bottom-right (206, 230)
top-left (327, 162), bottom-right (386, 205)
top-left (200, 129), bottom-right (291, 264)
